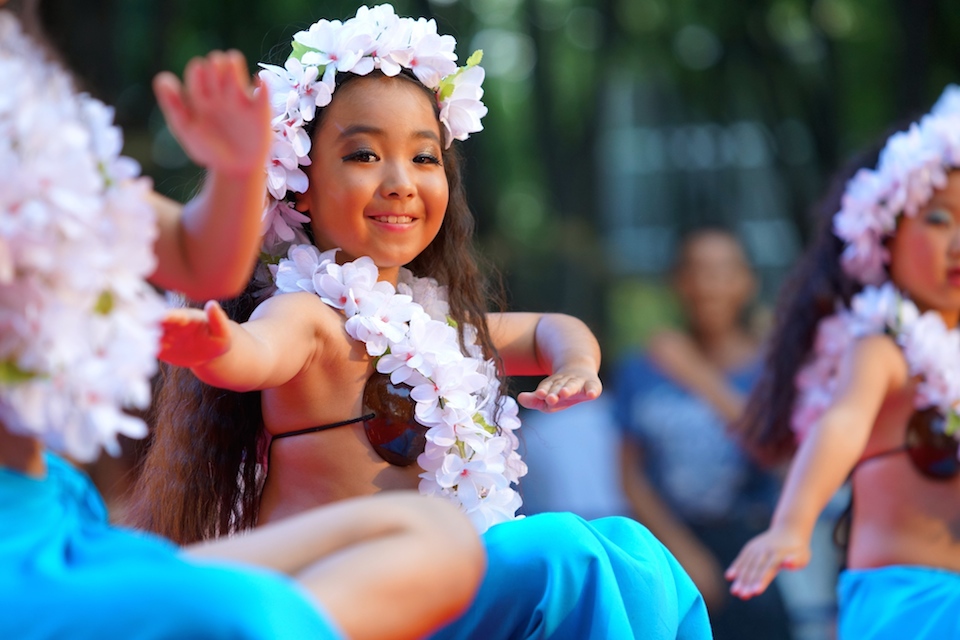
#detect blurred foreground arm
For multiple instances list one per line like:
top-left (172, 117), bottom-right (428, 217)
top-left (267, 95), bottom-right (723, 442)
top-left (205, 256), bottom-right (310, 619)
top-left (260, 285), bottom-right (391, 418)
top-left (149, 50), bottom-right (271, 300)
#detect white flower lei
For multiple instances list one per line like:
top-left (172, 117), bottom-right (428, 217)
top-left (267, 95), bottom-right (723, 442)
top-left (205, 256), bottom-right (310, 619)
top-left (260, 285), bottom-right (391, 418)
top-left (0, 12), bottom-right (165, 462)
top-left (273, 245), bottom-right (527, 532)
top-left (257, 3), bottom-right (488, 258)
top-left (834, 84), bottom-right (960, 284)
top-left (792, 283), bottom-right (960, 441)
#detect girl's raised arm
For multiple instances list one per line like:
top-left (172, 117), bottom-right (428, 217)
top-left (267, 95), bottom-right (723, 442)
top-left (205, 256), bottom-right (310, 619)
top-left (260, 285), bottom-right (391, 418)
top-left (487, 312), bottom-right (602, 412)
top-left (149, 50), bottom-right (271, 301)
top-left (726, 334), bottom-right (906, 598)
top-left (160, 293), bottom-right (324, 392)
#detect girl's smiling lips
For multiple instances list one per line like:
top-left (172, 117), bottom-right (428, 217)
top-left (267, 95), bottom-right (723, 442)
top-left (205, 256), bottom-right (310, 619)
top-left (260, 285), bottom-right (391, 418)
top-left (367, 212), bottom-right (416, 226)
top-left (948, 267), bottom-right (960, 287)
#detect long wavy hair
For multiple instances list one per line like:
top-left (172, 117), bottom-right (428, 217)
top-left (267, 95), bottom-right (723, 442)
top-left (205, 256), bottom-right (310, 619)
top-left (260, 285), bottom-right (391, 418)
top-left (127, 71), bottom-right (503, 544)
top-left (735, 143), bottom-right (887, 465)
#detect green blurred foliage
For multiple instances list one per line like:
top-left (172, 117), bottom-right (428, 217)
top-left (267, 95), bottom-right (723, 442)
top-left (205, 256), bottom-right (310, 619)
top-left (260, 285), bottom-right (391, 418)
top-left (41, 0), bottom-right (960, 360)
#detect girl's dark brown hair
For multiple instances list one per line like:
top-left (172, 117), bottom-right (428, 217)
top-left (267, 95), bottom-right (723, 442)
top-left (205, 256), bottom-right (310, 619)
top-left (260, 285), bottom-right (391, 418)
top-left (734, 143), bottom-right (885, 465)
top-left (126, 71), bottom-right (503, 544)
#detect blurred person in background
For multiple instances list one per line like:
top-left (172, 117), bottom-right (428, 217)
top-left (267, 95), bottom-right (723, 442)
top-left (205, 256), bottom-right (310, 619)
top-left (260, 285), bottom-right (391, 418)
top-left (613, 228), bottom-right (795, 639)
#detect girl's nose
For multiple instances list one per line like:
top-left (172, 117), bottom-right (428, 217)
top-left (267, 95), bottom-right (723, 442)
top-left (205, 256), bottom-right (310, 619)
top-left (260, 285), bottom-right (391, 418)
top-left (380, 161), bottom-right (415, 199)
top-left (950, 227), bottom-right (960, 255)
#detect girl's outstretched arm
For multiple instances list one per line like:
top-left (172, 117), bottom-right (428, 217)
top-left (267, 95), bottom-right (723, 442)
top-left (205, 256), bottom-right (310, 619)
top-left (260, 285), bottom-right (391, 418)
top-left (159, 293), bottom-right (324, 391)
top-left (148, 50), bottom-right (272, 301)
top-left (185, 492), bottom-right (485, 640)
top-left (726, 334), bottom-right (905, 598)
top-left (488, 312), bottom-right (602, 412)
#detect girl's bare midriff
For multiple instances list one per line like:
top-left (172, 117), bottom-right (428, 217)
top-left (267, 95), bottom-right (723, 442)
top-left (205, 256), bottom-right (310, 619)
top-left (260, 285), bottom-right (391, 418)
top-left (848, 382), bottom-right (960, 572)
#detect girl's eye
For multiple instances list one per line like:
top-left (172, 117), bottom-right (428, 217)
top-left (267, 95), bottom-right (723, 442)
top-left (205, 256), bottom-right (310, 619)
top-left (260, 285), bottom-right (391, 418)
top-left (343, 149), bottom-right (379, 163)
top-left (413, 153), bottom-right (441, 165)
top-left (925, 209), bottom-right (953, 226)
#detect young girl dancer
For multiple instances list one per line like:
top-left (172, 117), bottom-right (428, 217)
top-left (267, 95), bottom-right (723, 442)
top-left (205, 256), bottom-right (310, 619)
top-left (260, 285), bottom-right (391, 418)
top-left (725, 86), bottom-right (960, 638)
top-left (0, 6), bottom-right (484, 639)
top-left (135, 5), bottom-right (711, 638)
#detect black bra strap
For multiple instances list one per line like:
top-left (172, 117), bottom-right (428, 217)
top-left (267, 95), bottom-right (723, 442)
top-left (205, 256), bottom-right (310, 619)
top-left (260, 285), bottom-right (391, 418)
top-left (854, 445), bottom-right (908, 470)
top-left (271, 413), bottom-right (376, 441)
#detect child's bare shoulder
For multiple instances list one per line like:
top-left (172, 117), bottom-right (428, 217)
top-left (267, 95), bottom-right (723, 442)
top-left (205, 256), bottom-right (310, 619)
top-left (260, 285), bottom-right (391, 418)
top-left (250, 290), bottom-right (346, 333)
top-left (851, 333), bottom-right (909, 381)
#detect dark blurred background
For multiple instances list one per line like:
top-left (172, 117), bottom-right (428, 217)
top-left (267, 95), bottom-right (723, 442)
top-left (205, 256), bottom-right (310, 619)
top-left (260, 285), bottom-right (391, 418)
top-left (38, 0), bottom-right (960, 358)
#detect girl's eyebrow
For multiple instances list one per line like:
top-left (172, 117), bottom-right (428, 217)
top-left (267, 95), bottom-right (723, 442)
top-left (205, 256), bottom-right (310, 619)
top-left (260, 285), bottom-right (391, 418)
top-left (337, 124), bottom-right (441, 144)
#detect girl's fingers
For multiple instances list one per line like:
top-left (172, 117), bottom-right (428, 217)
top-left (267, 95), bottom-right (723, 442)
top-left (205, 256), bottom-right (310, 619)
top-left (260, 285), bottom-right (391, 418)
top-left (204, 300), bottom-right (230, 339)
top-left (153, 72), bottom-right (189, 134)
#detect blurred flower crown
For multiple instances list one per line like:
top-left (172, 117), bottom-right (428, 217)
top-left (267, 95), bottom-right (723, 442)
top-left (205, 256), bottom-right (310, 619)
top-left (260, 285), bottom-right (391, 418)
top-left (257, 3), bottom-right (487, 258)
top-left (834, 84), bottom-right (960, 284)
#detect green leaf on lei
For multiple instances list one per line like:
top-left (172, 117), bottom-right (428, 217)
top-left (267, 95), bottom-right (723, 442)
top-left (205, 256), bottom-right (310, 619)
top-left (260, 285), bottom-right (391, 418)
top-left (259, 251), bottom-right (282, 266)
top-left (473, 413), bottom-right (498, 435)
top-left (946, 411), bottom-right (960, 436)
top-left (94, 291), bottom-right (114, 315)
top-left (0, 360), bottom-right (37, 384)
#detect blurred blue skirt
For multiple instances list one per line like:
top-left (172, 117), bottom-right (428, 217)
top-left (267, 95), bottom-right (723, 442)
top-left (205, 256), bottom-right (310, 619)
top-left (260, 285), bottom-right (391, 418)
top-left (0, 454), bottom-right (342, 640)
top-left (429, 512), bottom-right (712, 639)
top-left (838, 565), bottom-right (960, 639)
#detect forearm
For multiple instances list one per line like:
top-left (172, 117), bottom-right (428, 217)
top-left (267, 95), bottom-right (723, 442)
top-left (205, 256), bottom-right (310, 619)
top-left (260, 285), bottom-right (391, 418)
top-left (150, 169), bottom-right (263, 301)
top-left (532, 313), bottom-right (601, 376)
top-left (190, 320), bottom-right (284, 391)
top-left (770, 412), bottom-right (864, 539)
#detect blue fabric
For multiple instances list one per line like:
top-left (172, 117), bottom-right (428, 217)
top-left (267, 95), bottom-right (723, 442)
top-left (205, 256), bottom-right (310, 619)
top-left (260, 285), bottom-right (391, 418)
top-left (429, 512), bottom-right (712, 640)
top-left (838, 565), bottom-right (960, 639)
top-left (0, 454), bottom-right (343, 640)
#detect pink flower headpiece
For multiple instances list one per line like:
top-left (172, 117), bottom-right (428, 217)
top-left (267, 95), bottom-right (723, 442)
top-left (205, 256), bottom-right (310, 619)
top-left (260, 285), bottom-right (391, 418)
top-left (834, 85), bottom-right (960, 284)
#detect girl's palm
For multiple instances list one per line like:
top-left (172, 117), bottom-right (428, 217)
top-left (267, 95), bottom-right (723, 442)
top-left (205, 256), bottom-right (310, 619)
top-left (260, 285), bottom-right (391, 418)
top-left (518, 367), bottom-right (602, 413)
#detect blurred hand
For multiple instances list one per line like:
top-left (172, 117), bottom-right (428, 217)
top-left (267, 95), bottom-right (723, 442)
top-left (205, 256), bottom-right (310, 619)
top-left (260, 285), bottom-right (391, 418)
top-left (726, 526), bottom-right (810, 600)
top-left (159, 300), bottom-right (232, 367)
top-left (154, 50), bottom-right (271, 177)
top-left (517, 365), bottom-right (602, 413)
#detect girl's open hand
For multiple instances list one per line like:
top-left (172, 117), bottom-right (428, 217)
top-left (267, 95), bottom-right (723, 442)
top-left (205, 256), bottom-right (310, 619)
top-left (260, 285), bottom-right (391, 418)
top-left (153, 50), bottom-right (271, 178)
top-left (517, 366), bottom-right (602, 413)
top-left (725, 527), bottom-right (810, 600)
top-left (159, 300), bottom-right (232, 368)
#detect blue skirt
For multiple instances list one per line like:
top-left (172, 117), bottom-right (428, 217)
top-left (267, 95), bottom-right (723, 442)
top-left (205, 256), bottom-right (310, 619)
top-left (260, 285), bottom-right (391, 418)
top-left (838, 565), bottom-right (960, 639)
top-left (0, 455), bottom-right (342, 640)
top-left (429, 512), bottom-right (712, 639)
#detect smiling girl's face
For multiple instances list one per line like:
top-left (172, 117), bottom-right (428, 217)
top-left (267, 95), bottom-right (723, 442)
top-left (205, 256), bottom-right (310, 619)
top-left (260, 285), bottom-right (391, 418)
top-left (296, 73), bottom-right (449, 285)
top-left (889, 171), bottom-right (960, 326)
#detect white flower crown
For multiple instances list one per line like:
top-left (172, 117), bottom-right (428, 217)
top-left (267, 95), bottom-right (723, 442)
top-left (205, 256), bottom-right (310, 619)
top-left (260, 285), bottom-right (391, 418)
top-left (257, 4), bottom-right (487, 257)
top-left (0, 12), bottom-right (165, 462)
top-left (834, 85), bottom-right (960, 284)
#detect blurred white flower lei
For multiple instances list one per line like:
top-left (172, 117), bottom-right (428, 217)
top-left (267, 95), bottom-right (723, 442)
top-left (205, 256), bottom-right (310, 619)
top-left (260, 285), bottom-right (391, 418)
top-left (0, 12), bottom-right (165, 462)
top-left (273, 245), bottom-right (526, 532)
top-left (257, 3), bottom-right (487, 258)
top-left (834, 84), bottom-right (960, 284)
top-left (792, 283), bottom-right (960, 441)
